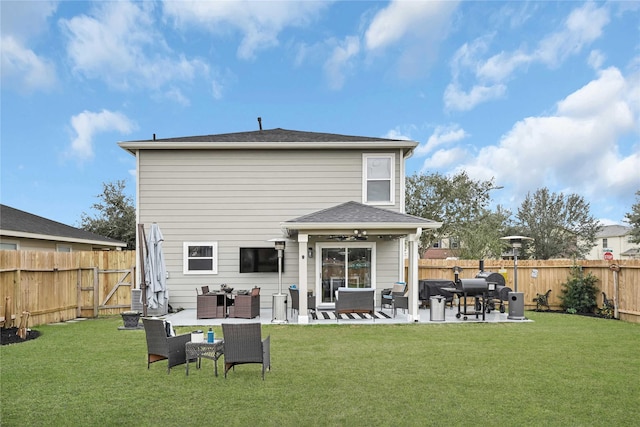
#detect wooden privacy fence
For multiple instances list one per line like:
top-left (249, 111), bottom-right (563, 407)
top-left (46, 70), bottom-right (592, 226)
top-left (1, 250), bottom-right (136, 327)
top-left (408, 259), bottom-right (640, 323)
top-left (2, 250), bottom-right (639, 326)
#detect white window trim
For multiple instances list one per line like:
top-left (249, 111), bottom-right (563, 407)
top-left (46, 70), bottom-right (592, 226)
top-left (316, 241), bottom-right (377, 291)
top-left (56, 244), bottom-right (72, 252)
top-left (183, 241), bottom-right (218, 275)
top-left (362, 153), bottom-right (395, 205)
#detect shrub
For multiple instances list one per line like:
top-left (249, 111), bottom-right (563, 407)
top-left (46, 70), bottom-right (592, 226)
top-left (599, 295), bottom-right (615, 319)
top-left (559, 265), bottom-right (599, 314)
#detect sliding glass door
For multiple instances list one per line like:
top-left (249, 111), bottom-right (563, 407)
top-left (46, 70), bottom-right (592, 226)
top-left (318, 243), bottom-right (375, 304)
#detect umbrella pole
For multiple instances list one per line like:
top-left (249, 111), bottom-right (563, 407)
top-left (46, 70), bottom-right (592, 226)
top-left (138, 224), bottom-right (148, 317)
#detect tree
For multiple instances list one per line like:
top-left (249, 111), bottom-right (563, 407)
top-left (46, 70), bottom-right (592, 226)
top-left (80, 180), bottom-right (136, 249)
top-left (515, 188), bottom-right (601, 260)
top-left (625, 190), bottom-right (640, 244)
top-left (457, 206), bottom-right (512, 259)
top-left (405, 171), bottom-right (509, 258)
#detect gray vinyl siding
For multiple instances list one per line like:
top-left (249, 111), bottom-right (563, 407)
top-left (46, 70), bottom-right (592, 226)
top-left (138, 149), bottom-right (404, 309)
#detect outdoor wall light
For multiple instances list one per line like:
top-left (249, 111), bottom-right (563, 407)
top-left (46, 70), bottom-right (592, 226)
top-left (308, 247), bottom-right (313, 258)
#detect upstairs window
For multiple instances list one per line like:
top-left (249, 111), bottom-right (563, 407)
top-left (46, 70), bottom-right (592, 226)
top-left (183, 242), bottom-right (218, 275)
top-left (363, 153), bottom-right (394, 205)
top-left (602, 238), bottom-right (608, 249)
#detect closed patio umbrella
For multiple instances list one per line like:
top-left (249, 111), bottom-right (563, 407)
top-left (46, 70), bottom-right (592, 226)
top-left (144, 223), bottom-right (168, 310)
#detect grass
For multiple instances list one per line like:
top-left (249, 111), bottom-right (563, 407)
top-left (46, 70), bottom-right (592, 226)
top-left (1, 313), bottom-right (639, 426)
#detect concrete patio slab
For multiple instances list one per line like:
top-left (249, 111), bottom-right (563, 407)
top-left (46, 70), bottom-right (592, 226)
top-left (161, 305), bottom-right (533, 326)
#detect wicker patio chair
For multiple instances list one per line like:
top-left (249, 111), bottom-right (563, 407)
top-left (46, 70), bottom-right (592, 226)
top-left (142, 318), bottom-right (191, 374)
top-left (228, 287), bottom-right (260, 319)
top-left (381, 282), bottom-right (407, 314)
top-left (222, 323), bottom-right (270, 380)
top-left (289, 287), bottom-right (316, 317)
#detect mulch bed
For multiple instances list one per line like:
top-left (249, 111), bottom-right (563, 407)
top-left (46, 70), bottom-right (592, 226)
top-left (1, 327), bottom-right (41, 345)
top-left (530, 309), bottom-right (617, 319)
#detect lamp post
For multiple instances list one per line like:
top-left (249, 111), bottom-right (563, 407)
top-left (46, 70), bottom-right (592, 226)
top-left (500, 235), bottom-right (533, 320)
top-left (269, 238), bottom-right (288, 324)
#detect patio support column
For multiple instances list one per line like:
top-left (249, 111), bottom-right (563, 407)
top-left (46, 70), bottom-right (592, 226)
top-left (407, 230), bottom-right (421, 322)
top-left (297, 233), bottom-right (309, 324)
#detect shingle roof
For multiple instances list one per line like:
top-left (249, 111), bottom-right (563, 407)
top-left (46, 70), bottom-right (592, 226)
top-left (0, 204), bottom-right (126, 246)
top-left (597, 225), bottom-right (631, 238)
top-left (128, 128), bottom-right (407, 143)
top-left (284, 201), bottom-right (439, 226)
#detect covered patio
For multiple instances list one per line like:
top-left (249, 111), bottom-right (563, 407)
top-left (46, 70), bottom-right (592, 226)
top-left (162, 304), bottom-right (528, 326)
top-left (279, 201), bottom-right (443, 324)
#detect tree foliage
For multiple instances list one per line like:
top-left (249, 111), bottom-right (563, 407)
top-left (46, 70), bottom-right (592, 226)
top-left (80, 180), bottom-right (136, 249)
top-left (457, 207), bottom-right (512, 259)
top-left (405, 171), bottom-right (508, 258)
top-left (625, 190), bottom-right (640, 244)
top-left (515, 188), bottom-right (601, 260)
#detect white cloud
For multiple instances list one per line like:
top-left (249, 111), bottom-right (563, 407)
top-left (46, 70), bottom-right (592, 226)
top-left (0, 1), bottom-right (58, 93)
top-left (163, 87), bottom-right (190, 107)
top-left (455, 65), bottom-right (639, 215)
top-left (534, 2), bottom-right (609, 67)
top-left (363, 0), bottom-right (458, 78)
top-left (443, 82), bottom-right (506, 112)
top-left (382, 128), bottom-right (412, 141)
top-left (1, 36), bottom-right (57, 93)
top-left (364, 0), bottom-right (458, 51)
top-left (68, 110), bottom-right (137, 161)
top-left (1, 0), bottom-right (57, 40)
top-left (588, 50), bottom-right (606, 70)
top-left (446, 2), bottom-right (611, 112)
top-left (416, 124), bottom-right (469, 157)
top-left (162, 0), bottom-right (328, 60)
top-left (60, 1), bottom-right (208, 91)
top-left (324, 36), bottom-right (360, 90)
top-left (420, 147), bottom-right (469, 171)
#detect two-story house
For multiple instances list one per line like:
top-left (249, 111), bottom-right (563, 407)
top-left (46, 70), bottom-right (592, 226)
top-left (119, 128), bottom-right (441, 323)
top-left (586, 225), bottom-right (639, 260)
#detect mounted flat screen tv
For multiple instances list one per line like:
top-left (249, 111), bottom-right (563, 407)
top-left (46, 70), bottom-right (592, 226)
top-left (239, 247), bottom-right (283, 273)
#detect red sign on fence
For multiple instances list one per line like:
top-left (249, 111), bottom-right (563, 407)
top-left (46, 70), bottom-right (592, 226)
top-left (604, 252), bottom-right (614, 260)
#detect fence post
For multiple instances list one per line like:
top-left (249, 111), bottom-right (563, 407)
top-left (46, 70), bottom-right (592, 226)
top-left (93, 267), bottom-right (99, 318)
top-left (76, 268), bottom-right (82, 318)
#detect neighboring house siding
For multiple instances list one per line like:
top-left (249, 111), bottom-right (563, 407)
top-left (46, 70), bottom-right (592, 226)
top-left (586, 225), bottom-right (638, 260)
top-left (7, 238), bottom-right (94, 252)
top-left (138, 149), bottom-right (404, 309)
top-left (0, 237), bottom-right (102, 252)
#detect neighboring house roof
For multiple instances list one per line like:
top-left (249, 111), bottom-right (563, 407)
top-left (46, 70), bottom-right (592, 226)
top-left (597, 224), bottom-right (631, 238)
top-left (119, 127), bottom-right (418, 155)
top-left (0, 204), bottom-right (126, 248)
top-left (282, 201), bottom-right (442, 233)
top-left (620, 247), bottom-right (640, 256)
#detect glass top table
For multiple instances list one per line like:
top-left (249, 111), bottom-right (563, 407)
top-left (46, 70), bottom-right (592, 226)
top-left (185, 340), bottom-right (224, 377)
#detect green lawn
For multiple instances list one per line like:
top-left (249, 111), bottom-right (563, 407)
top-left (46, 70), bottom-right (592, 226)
top-left (1, 313), bottom-right (638, 426)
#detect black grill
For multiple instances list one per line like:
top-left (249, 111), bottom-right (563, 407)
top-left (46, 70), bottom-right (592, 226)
top-left (457, 278), bottom-right (488, 295)
top-left (475, 271), bottom-right (511, 313)
top-left (475, 271), bottom-right (505, 287)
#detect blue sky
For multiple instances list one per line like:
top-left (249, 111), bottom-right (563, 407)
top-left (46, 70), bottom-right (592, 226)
top-left (1, 1), bottom-right (639, 228)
